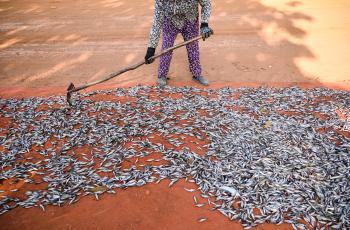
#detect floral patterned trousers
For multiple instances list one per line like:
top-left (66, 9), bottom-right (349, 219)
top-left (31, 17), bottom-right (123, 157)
top-left (158, 17), bottom-right (202, 78)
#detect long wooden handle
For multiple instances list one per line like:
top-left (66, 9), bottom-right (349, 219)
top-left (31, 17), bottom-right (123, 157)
top-left (69, 35), bottom-right (203, 93)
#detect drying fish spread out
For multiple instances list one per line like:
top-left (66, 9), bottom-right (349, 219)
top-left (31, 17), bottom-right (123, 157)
top-left (0, 85), bottom-right (349, 229)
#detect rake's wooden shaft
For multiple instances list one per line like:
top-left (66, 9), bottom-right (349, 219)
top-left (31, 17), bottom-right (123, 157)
top-left (67, 35), bottom-right (203, 94)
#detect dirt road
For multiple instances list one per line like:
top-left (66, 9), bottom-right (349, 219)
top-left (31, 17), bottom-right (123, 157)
top-left (0, 0), bottom-right (349, 93)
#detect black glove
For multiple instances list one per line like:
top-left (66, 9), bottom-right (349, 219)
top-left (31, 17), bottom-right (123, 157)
top-left (200, 23), bottom-right (214, 41)
top-left (145, 47), bottom-right (156, 64)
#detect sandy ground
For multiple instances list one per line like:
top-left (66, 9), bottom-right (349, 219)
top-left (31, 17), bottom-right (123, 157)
top-left (0, 0), bottom-right (350, 93)
top-left (0, 0), bottom-right (349, 229)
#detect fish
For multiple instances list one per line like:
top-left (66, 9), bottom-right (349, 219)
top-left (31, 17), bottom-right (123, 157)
top-left (198, 218), bottom-right (207, 223)
top-left (0, 85), bottom-right (348, 229)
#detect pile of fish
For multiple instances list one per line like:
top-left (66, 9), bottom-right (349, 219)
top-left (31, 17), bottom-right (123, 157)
top-left (0, 85), bottom-right (349, 229)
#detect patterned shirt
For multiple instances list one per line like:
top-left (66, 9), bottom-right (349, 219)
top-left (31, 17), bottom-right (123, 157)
top-left (148, 0), bottom-right (212, 48)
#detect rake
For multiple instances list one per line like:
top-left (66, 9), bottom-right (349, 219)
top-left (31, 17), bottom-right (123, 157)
top-left (66, 34), bottom-right (210, 106)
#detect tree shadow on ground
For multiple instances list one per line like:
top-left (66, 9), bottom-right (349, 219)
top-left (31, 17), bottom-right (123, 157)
top-left (193, 0), bottom-right (316, 84)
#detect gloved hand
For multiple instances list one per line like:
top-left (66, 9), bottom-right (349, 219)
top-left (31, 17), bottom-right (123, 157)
top-left (200, 23), bottom-right (214, 41)
top-left (145, 47), bottom-right (156, 64)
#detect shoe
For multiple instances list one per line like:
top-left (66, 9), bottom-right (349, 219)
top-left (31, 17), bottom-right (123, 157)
top-left (157, 76), bottom-right (168, 87)
top-left (193, 76), bottom-right (209, 86)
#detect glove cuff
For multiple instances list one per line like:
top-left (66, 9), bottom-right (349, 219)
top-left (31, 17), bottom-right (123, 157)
top-left (200, 23), bottom-right (209, 28)
top-left (147, 47), bottom-right (156, 52)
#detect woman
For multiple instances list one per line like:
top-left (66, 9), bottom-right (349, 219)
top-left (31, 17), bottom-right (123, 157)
top-left (144, 0), bottom-right (213, 87)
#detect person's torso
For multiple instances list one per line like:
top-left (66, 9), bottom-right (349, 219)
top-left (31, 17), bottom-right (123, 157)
top-left (160, 0), bottom-right (200, 29)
